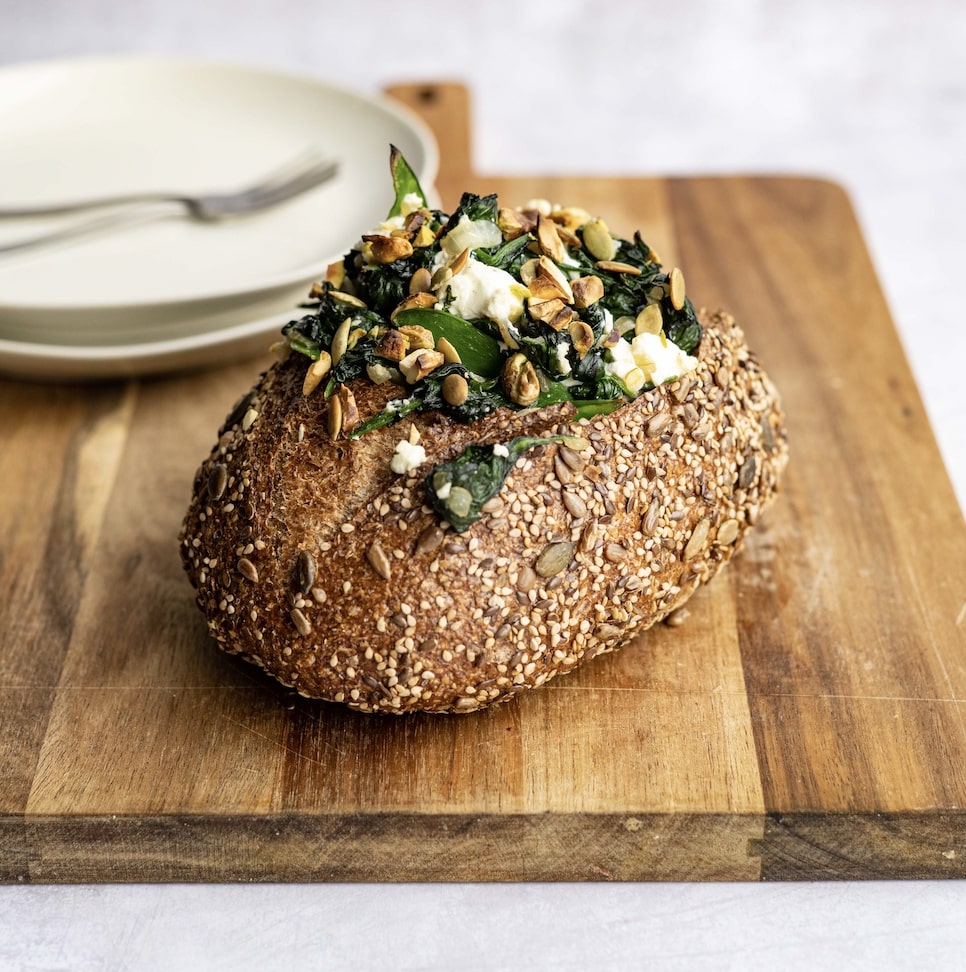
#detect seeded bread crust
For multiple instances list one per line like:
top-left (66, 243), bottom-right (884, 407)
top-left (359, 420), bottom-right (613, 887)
top-left (180, 309), bottom-right (787, 713)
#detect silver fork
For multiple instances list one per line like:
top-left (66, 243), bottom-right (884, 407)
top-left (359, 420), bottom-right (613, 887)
top-left (0, 151), bottom-right (339, 254)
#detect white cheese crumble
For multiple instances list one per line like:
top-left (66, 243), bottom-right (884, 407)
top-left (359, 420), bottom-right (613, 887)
top-left (492, 443), bottom-right (510, 458)
top-left (357, 193), bottom-right (425, 246)
top-left (361, 213), bottom-right (405, 240)
top-left (604, 330), bottom-right (698, 391)
top-left (390, 439), bottom-right (426, 474)
top-left (435, 253), bottom-right (525, 331)
top-left (554, 341), bottom-right (572, 376)
top-left (400, 192), bottom-right (424, 216)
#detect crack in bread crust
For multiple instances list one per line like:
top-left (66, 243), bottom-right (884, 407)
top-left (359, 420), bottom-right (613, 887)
top-left (180, 310), bottom-right (788, 714)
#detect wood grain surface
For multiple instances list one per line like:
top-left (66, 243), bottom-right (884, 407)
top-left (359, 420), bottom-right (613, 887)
top-left (1, 83), bottom-right (964, 883)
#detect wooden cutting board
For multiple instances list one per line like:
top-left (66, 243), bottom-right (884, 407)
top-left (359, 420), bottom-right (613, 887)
top-left (2, 84), bottom-right (964, 883)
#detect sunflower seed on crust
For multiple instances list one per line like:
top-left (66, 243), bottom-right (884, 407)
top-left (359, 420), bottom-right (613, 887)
top-left (367, 542), bottom-right (392, 580)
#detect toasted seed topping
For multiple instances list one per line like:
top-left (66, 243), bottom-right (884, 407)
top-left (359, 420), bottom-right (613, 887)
top-left (397, 323), bottom-right (436, 350)
top-left (760, 416), bottom-right (777, 453)
top-left (302, 351), bottom-right (332, 396)
top-left (437, 336), bottom-right (462, 364)
top-left (374, 328), bottom-right (409, 362)
top-left (596, 260), bottom-right (642, 276)
top-left (571, 275), bottom-right (604, 310)
top-left (582, 219), bottom-right (618, 262)
top-left (399, 349), bottom-right (445, 384)
top-left (336, 385), bottom-right (360, 435)
top-left (295, 549), bottom-right (317, 594)
top-left (682, 403), bottom-right (700, 429)
top-left (450, 246), bottom-right (471, 276)
top-left (330, 290), bottom-right (367, 309)
top-left (409, 266), bottom-right (433, 295)
top-left (442, 372), bottom-right (470, 407)
top-left (445, 486), bottom-right (474, 519)
top-left (568, 319), bottom-right (595, 358)
top-left (327, 393), bottom-right (344, 439)
top-left (431, 265), bottom-right (453, 289)
top-left (671, 378), bottom-right (692, 403)
top-left (535, 213), bottom-right (566, 263)
top-left (534, 541), bottom-right (575, 578)
top-left (331, 317), bottom-right (352, 366)
top-left (562, 434), bottom-right (592, 453)
top-left (236, 557), bottom-right (259, 583)
top-left (365, 234), bottom-right (414, 264)
top-left (501, 353), bottom-right (541, 406)
top-left (669, 267), bottom-right (686, 310)
top-left (635, 303), bottom-right (663, 335)
top-left (391, 292), bottom-right (438, 321)
top-left (241, 408), bottom-right (259, 432)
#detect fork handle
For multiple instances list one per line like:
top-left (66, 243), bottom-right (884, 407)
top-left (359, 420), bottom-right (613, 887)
top-left (0, 192), bottom-right (182, 219)
top-left (0, 201), bottom-right (182, 254)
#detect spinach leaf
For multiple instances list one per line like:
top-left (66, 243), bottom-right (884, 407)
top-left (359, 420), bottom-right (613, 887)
top-left (446, 191), bottom-right (499, 225)
top-left (426, 435), bottom-right (563, 533)
top-left (393, 307), bottom-right (503, 378)
top-left (348, 364), bottom-right (503, 439)
top-left (414, 363), bottom-right (504, 424)
top-left (282, 288), bottom-right (381, 350)
top-left (572, 399), bottom-right (624, 420)
top-left (472, 234), bottom-right (532, 273)
top-left (664, 297), bottom-right (702, 355)
top-left (593, 373), bottom-right (633, 401)
top-left (354, 247), bottom-right (436, 316)
top-left (327, 340), bottom-right (373, 389)
top-left (514, 328), bottom-right (570, 380)
top-left (388, 145), bottom-right (428, 217)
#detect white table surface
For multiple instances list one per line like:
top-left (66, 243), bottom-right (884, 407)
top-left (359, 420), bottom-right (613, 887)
top-left (1, 0), bottom-right (964, 968)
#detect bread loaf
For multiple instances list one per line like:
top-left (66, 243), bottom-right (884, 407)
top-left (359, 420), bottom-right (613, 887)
top-left (179, 152), bottom-right (787, 713)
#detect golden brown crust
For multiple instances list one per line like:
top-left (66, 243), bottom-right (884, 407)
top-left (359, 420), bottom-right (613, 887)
top-left (180, 309), bottom-right (788, 713)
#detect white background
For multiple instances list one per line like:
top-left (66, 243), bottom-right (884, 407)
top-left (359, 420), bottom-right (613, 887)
top-left (1, 0), bottom-right (964, 968)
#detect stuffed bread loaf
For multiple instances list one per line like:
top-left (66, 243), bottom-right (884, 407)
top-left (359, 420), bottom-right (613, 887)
top-left (180, 150), bottom-right (788, 714)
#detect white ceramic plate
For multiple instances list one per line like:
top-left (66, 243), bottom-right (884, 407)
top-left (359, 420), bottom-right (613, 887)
top-left (0, 56), bottom-right (437, 357)
top-left (0, 310), bottom-right (295, 381)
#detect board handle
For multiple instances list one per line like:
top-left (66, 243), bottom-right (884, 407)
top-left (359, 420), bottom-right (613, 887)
top-left (385, 82), bottom-right (474, 209)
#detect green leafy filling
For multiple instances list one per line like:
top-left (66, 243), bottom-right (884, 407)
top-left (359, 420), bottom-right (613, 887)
top-left (426, 436), bottom-right (567, 533)
top-left (349, 363), bottom-right (503, 439)
top-left (282, 149), bottom-right (704, 442)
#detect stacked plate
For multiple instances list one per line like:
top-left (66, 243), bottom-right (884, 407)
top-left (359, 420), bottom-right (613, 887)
top-left (0, 57), bottom-right (438, 380)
